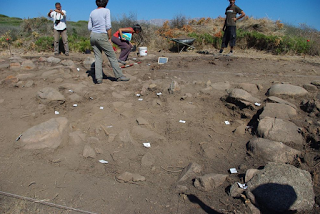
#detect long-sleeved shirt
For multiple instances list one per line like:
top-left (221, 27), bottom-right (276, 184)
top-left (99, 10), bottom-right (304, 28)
top-left (88, 8), bottom-right (111, 34)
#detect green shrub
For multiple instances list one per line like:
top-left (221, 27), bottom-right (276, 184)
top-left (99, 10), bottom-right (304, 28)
top-left (35, 36), bottom-right (53, 52)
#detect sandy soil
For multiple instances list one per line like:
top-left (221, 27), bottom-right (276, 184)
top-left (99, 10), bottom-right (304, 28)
top-left (0, 48), bottom-right (319, 214)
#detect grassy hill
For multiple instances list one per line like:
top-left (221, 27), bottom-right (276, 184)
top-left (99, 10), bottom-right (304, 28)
top-left (0, 14), bottom-right (319, 55)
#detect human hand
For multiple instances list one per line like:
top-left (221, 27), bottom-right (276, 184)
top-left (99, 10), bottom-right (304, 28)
top-left (233, 18), bottom-right (237, 22)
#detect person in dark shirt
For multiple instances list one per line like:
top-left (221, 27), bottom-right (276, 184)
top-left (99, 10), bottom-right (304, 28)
top-left (219, 0), bottom-right (245, 55)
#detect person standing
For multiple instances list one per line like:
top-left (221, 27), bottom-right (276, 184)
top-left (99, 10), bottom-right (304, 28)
top-left (88, 0), bottom-right (130, 84)
top-left (48, 2), bottom-right (69, 56)
top-left (219, 0), bottom-right (245, 55)
top-left (111, 24), bottom-right (142, 65)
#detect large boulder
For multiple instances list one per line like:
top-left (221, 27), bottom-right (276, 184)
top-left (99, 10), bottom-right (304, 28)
top-left (83, 57), bottom-right (95, 70)
top-left (235, 83), bottom-right (259, 94)
top-left (21, 60), bottom-right (36, 70)
top-left (226, 88), bottom-right (260, 109)
top-left (247, 138), bottom-right (301, 163)
top-left (257, 117), bottom-right (304, 150)
top-left (19, 117), bottom-right (69, 149)
top-left (259, 103), bottom-right (297, 120)
top-left (247, 162), bottom-right (315, 213)
top-left (37, 87), bottom-right (65, 104)
top-left (267, 84), bottom-right (308, 97)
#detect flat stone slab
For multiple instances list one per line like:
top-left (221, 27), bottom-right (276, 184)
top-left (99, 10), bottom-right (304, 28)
top-left (37, 87), bottom-right (65, 104)
top-left (257, 117), bottom-right (304, 150)
top-left (247, 137), bottom-right (301, 163)
top-left (267, 84), bottom-right (308, 96)
top-left (19, 117), bottom-right (69, 149)
top-left (259, 103), bottom-right (297, 120)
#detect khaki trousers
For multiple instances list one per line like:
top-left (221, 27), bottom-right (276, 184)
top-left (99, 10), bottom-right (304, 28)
top-left (54, 29), bottom-right (69, 54)
top-left (90, 32), bottom-right (123, 80)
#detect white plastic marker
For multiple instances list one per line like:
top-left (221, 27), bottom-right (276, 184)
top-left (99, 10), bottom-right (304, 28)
top-left (157, 92), bottom-right (162, 96)
top-left (69, 90), bottom-right (74, 93)
top-left (100, 107), bottom-right (104, 110)
top-left (255, 102), bottom-right (261, 106)
top-left (237, 182), bottom-right (248, 189)
top-left (229, 168), bottom-right (238, 174)
top-left (143, 143), bottom-right (151, 148)
top-left (55, 111), bottom-right (60, 115)
top-left (225, 121), bottom-right (230, 125)
top-left (179, 120), bottom-right (186, 124)
top-left (99, 160), bottom-right (108, 164)
top-left (136, 94), bottom-right (141, 97)
top-left (138, 98), bottom-right (143, 101)
top-left (73, 104), bottom-right (78, 107)
top-left (77, 68), bottom-right (80, 71)
top-left (16, 134), bottom-right (22, 141)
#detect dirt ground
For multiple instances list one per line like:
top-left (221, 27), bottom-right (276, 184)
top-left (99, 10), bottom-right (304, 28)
top-left (0, 48), bottom-right (319, 214)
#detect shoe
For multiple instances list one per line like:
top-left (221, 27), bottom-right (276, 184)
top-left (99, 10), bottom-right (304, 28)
top-left (65, 53), bottom-right (69, 56)
top-left (226, 52), bottom-right (233, 56)
top-left (118, 59), bottom-right (126, 65)
top-left (117, 76), bottom-right (130, 81)
top-left (54, 53), bottom-right (59, 56)
top-left (96, 79), bottom-right (102, 84)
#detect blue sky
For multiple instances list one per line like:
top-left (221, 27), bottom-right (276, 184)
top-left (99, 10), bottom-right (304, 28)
top-left (0, 0), bottom-right (319, 30)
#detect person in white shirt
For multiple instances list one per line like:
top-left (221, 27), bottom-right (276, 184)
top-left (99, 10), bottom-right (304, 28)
top-left (48, 2), bottom-right (69, 56)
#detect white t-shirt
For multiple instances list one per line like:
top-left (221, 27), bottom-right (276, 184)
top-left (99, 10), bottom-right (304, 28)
top-left (50, 10), bottom-right (67, 30)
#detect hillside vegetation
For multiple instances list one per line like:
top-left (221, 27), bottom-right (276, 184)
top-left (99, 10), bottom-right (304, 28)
top-left (0, 14), bottom-right (319, 55)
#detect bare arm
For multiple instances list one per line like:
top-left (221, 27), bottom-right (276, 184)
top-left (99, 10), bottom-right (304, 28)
top-left (107, 29), bottom-right (112, 43)
top-left (234, 11), bottom-right (246, 22)
top-left (48, 10), bottom-right (53, 18)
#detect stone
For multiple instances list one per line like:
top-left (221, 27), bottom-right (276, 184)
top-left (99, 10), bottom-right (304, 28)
top-left (245, 169), bottom-right (259, 183)
top-left (83, 145), bottom-right (96, 158)
top-left (226, 88), bottom-right (260, 109)
top-left (37, 87), bottom-right (65, 104)
top-left (300, 99), bottom-right (318, 113)
top-left (10, 62), bottom-right (20, 70)
top-left (16, 73), bottom-right (36, 80)
top-left (233, 124), bottom-right (248, 135)
top-left (211, 81), bottom-right (231, 91)
top-left (148, 83), bottom-right (157, 91)
top-left (141, 152), bottom-right (155, 166)
top-left (303, 84), bottom-right (318, 92)
top-left (136, 117), bottom-right (149, 125)
top-left (19, 117), bottom-right (69, 149)
top-left (247, 138), bottom-right (301, 163)
top-left (311, 80), bottom-right (320, 87)
top-left (41, 70), bottom-right (61, 78)
top-left (267, 84), bottom-right (308, 96)
top-left (266, 96), bottom-right (297, 109)
top-left (47, 57), bottom-right (61, 64)
top-left (61, 60), bottom-right (75, 67)
top-left (4, 75), bottom-right (18, 84)
top-left (25, 80), bottom-right (34, 88)
top-left (257, 117), bottom-right (304, 149)
top-left (194, 173), bottom-right (228, 191)
top-left (259, 103), bottom-right (297, 120)
top-left (247, 162), bottom-right (315, 212)
top-left (236, 83), bottom-right (259, 94)
top-left (168, 81), bottom-right (180, 94)
top-left (176, 185), bottom-right (189, 194)
top-left (229, 182), bottom-right (245, 198)
top-left (83, 57), bottom-right (95, 70)
top-left (116, 172), bottom-right (145, 183)
top-left (69, 131), bottom-right (86, 145)
top-left (178, 162), bottom-right (202, 183)
top-left (21, 60), bottom-right (36, 70)
top-left (59, 82), bottom-right (88, 96)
